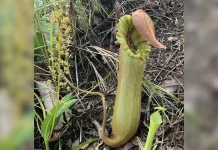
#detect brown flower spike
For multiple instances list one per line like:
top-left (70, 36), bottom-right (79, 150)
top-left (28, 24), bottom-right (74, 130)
top-left (132, 9), bottom-right (166, 49)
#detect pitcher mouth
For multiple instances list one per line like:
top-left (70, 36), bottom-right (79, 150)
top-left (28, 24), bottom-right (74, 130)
top-left (116, 15), bottom-right (151, 62)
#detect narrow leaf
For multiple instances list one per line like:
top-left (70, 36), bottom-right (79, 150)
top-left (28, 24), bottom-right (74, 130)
top-left (34, 31), bottom-right (46, 55)
top-left (72, 138), bottom-right (99, 150)
top-left (41, 98), bottom-right (77, 142)
top-left (41, 112), bottom-right (55, 142)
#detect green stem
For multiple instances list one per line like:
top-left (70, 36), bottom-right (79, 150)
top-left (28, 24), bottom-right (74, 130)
top-left (45, 141), bottom-right (50, 150)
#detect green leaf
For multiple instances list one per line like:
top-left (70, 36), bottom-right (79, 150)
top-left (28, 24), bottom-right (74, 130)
top-left (41, 95), bottom-right (77, 142)
top-left (72, 138), bottom-right (99, 150)
top-left (41, 112), bottom-right (55, 142)
top-left (34, 31), bottom-right (46, 55)
top-left (62, 92), bottom-right (73, 101)
top-left (55, 99), bottom-right (77, 119)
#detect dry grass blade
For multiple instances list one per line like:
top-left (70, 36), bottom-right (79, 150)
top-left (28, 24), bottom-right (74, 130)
top-left (86, 57), bottom-right (107, 92)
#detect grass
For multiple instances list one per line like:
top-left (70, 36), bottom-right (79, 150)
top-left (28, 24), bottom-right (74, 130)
top-left (34, 0), bottom-right (184, 149)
